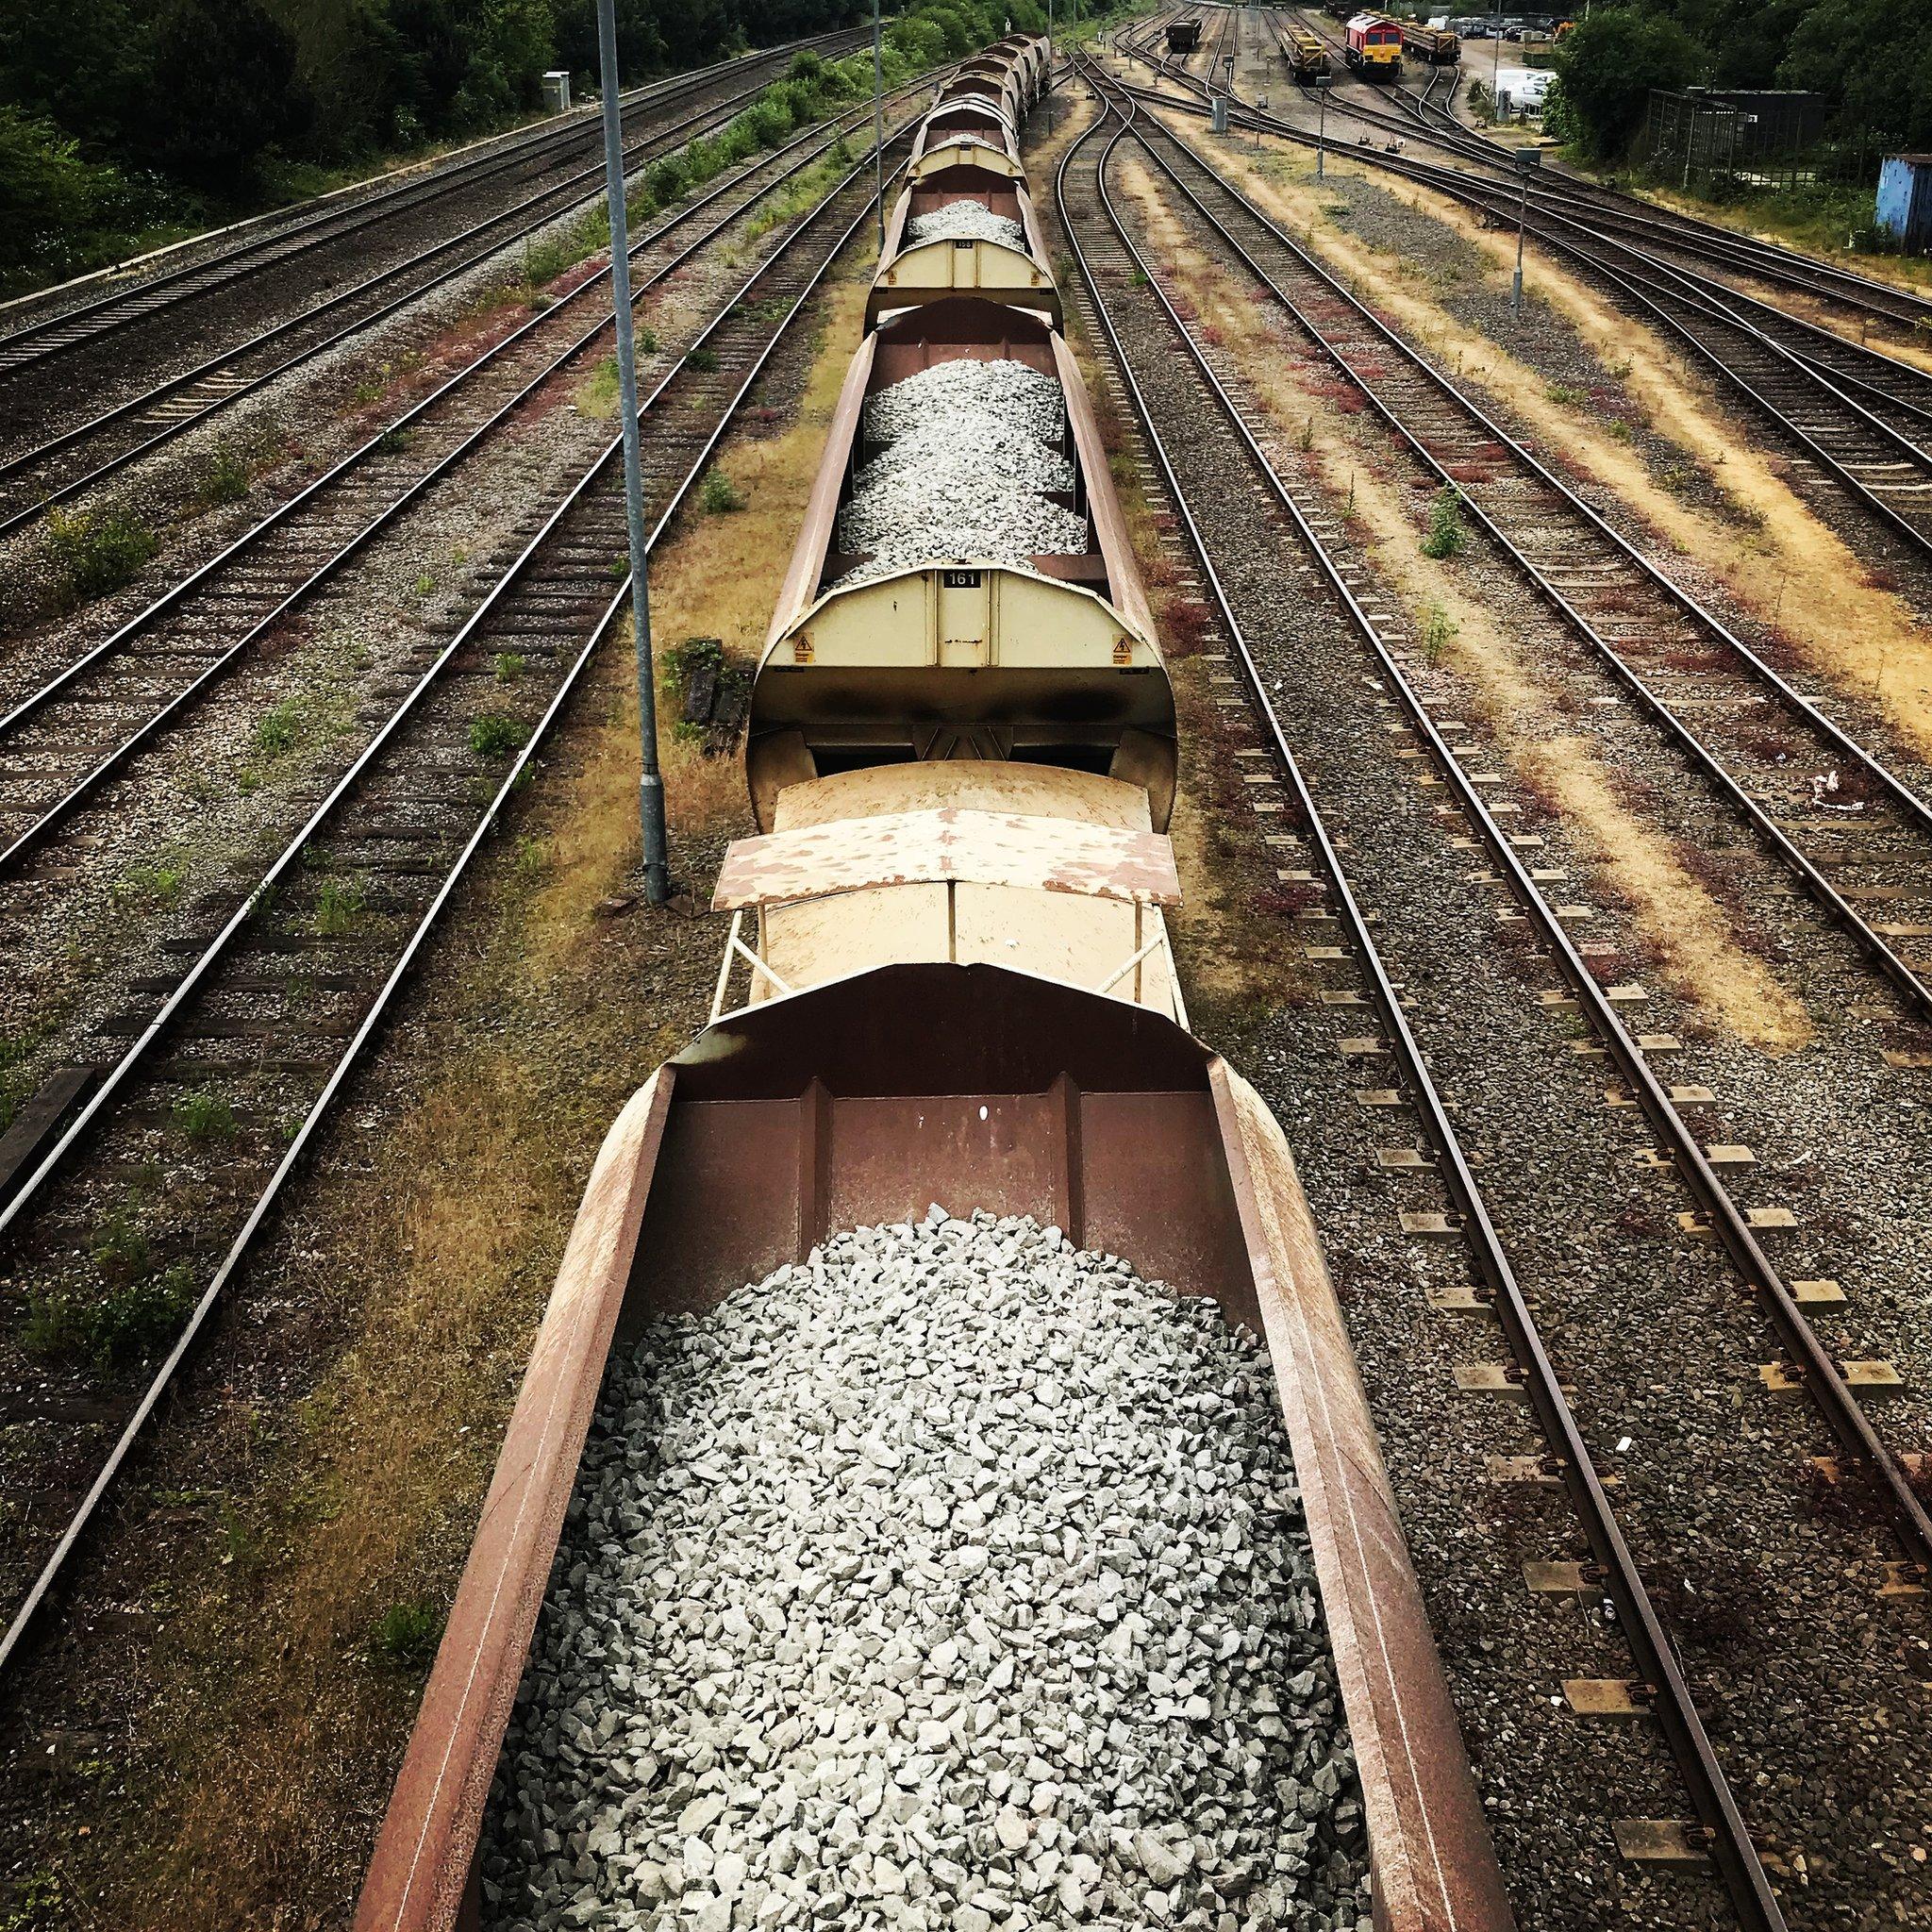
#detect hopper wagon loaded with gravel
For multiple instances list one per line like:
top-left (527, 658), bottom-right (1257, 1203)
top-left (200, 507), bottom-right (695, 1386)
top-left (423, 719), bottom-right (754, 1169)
top-left (357, 36), bottom-right (1514, 1932)
top-left (866, 151), bottom-right (1061, 329)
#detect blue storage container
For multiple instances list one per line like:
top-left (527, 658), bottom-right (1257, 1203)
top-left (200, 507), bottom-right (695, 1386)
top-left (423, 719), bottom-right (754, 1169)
top-left (1875, 156), bottom-right (1932, 252)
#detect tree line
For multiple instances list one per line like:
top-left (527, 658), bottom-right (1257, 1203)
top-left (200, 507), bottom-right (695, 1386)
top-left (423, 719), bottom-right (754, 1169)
top-left (0, 0), bottom-right (1031, 291)
top-left (1548, 0), bottom-right (1932, 172)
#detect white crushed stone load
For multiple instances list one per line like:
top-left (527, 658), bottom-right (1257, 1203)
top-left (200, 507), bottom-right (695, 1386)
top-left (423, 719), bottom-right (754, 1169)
top-left (480, 1210), bottom-right (1370, 1932)
top-left (861, 358), bottom-right (1064, 446)
top-left (839, 359), bottom-right (1083, 575)
top-left (852, 415), bottom-right (1075, 501)
top-left (908, 202), bottom-right (1027, 252)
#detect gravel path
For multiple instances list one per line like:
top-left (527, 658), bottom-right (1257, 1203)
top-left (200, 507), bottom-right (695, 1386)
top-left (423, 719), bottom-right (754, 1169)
top-left (482, 1211), bottom-right (1369, 1932)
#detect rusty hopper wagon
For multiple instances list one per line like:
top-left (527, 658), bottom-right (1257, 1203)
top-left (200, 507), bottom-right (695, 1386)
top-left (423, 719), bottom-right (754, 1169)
top-left (355, 33), bottom-right (1516, 1932)
top-left (1167, 15), bottom-right (1205, 51)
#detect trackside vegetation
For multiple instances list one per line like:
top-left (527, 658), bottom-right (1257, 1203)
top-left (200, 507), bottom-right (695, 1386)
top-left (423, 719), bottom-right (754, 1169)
top-left (0, 0), bottom-right (1046, 295)
top-left (1545, 0), bottom-right (1932, 187)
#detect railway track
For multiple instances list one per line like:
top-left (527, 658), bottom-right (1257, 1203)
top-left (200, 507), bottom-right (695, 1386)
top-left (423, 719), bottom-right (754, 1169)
top-left (0, 92), bottom-right (925, 886)
top-left (1106, 101), bottom-right (1932, 1028)
top-left (0, 42), bottom-right (864, 539)
top-left (1058, 65), bottom-right (1932, 1928)
top-left (1242, 6), bottom-right (1932, 341)
top-left (0, 123), bottom-right (914, 1676)
top-left (1108, 35), bottom-right (1932, 571)
top-left (0, 30), bottom-right (864, 402)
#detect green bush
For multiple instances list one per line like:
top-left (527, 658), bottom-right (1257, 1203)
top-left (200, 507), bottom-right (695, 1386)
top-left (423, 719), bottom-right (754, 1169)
top-left (0, 105), bottom-right (126, 291)
top-left (45, 507), bottom-right (157, 602)
top-left (174, 1089), bottom-right (237, 1142)
top-left (468, 711), bottom-right (523, 758)
top-left (199, 444), bottom-right (251, 506)
top-left (254, 697), bottom-right (306, 756)
top-left (700, 468), bottom-right (744, 513)
top-left (25, 1261), bottom-right (197, 1370)
top-left (314, 875), bottom-right (367, 935)
top-left (1551, 10), bottom-right (1699, 161)
top-left (1422, 487), bottom-right (1469, 559)
top-left (370, 1599), bottom-right (443, 1670)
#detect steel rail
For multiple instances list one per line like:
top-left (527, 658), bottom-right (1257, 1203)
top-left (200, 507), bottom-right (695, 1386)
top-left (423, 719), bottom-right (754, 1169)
top-left (1108, 61), bottom-right (1932, 565)
top-left (0, 90), bottom-right (930, 877)
top-left (0, 29), bottom-right (865, 379)
top-left (1058, 74), bottom-right (1790, 1927)
top-left (1085, 58), bottom-right (1932, 1581)
top-left (1110, 100), bottom-right (1932, 1020)
top-left (0, 128), bottom-right (908, 1684)
top-left (0, 56), bottom-right (826, 535)
top-left (1108, 68), bottom-right (1932, 818)
top-left (1133, 19), bottom-right (1932, 412)
top-left (1134, 28), bottom-right (1932, 435)
top-left (1130, 10), bottom-right (1932, 332)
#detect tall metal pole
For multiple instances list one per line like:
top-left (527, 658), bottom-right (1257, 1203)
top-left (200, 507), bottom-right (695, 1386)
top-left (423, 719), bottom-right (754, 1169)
top-left (1047, 0), bottom-right (1056, 134)
top-left (1317, 75), bottom-right (1327, 178)
top-left (873, 0), bottom-right (886, 255)
top-left (1512, 166), bottom-right (1526, 313)
top-left (595, 0), bottom-right (669, 903)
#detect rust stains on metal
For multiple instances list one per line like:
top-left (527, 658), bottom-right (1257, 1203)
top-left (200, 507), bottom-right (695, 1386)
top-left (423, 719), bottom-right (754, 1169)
top-left (712, 806), bottom-right (1181, 910)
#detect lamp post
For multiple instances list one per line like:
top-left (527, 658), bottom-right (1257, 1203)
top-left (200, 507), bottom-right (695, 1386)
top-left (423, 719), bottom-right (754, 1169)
top-left (1512, 144), bottom-right (1540, 317)
top-left (873, 0), bottom-right (885, 255)
top-left (593, 0), bottom-right (669, 902)
top-left (1316, 73), bottom-right (1330, 178)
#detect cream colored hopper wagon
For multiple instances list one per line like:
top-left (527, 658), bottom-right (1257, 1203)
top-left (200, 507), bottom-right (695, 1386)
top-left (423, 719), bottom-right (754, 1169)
top-left (710, 763), bottom-right (1185, 1029)
top-left (747, 299), bottom-right (1175, 831)
top-left (867, 169), bottom-right (1061, 328)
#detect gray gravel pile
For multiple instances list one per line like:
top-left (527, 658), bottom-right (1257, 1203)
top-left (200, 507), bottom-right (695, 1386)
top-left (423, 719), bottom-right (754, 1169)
top-left (481, 1209), bottom-right (1369, 1932)
top-left (908, 203), bottom-right (1027, 251)
top-left (852, 418), bottom-right (1074, 501)
top-left (861, 358), bottom-right (1064, 444)
top-left (841, 360), bottom-right (1084, 575)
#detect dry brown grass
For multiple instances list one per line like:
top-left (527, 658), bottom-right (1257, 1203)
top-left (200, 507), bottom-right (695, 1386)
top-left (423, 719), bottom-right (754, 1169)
top-left (143, 1050), bottom-right (595, 1929)
top-left (1181, 119), bottom-right (1932, 763)
top-left (517, 271), bottom-right (873, 967)
top-left (1116, 155), bottom-right (1811, 1053)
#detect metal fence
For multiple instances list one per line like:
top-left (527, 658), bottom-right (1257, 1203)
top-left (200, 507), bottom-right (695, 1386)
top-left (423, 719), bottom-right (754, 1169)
top-left (1637, 89), bottom-right (1829, 194)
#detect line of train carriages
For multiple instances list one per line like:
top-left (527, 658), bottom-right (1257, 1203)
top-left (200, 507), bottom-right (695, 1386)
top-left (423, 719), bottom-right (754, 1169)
top-left (352, 34), bottom-right (1512, 1932)
top-left (1314, 1), bottom-right (1461, 73)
